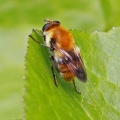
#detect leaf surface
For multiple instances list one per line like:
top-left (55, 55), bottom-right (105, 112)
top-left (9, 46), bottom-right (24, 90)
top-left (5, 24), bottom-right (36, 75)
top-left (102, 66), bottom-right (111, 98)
top-left (25, 27), bottom-right (120, 120)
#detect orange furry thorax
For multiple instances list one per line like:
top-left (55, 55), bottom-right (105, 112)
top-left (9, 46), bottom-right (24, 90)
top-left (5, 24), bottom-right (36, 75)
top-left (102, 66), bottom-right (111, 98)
top-left (48, 26), bottom-right (74, 50)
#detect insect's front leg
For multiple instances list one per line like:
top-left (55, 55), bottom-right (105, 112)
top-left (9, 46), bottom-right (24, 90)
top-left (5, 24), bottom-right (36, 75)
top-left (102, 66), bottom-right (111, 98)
top-left (32, 29), bottom-right (47, 46)
top-left (29, 34), bottom-right (51, 50)
top-left (50, 56), bottom-right (58, 87)
top-left (32, 29), bottom-right (44, 37)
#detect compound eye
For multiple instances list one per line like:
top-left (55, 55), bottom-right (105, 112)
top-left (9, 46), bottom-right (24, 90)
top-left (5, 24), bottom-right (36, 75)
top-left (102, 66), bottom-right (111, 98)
top-left (42, 23), bottom-right (50, 31)
top-left (53, 21), bottom-right (60, 25)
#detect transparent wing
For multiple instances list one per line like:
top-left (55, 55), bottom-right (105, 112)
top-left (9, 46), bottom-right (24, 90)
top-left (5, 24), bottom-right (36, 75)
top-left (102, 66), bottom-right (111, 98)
top-left (54, 44), bottom-right (87, 82)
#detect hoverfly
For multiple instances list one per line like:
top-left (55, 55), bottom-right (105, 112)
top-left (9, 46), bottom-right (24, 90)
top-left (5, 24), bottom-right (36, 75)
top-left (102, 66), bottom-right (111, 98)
top-left (29, 20), bottom-right (87, 94)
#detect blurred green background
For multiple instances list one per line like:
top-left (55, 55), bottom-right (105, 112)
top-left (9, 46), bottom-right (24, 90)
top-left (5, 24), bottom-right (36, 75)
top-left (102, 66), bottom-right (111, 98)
top-left (0, 0), bottom-right (120, 119)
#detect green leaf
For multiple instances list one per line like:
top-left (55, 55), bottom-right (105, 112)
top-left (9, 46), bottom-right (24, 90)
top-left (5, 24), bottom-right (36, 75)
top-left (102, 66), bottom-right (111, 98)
top-left (24, 27), bottom-right (120, 120)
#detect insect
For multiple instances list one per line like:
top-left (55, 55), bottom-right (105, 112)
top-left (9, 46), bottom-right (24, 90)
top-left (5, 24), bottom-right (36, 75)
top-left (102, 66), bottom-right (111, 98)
top-left (29, 20), bottom-right (87, 94)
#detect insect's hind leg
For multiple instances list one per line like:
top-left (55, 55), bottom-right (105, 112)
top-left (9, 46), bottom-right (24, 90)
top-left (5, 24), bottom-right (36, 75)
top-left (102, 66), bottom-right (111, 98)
top-left (73, 79), bottom-right (81, 94)
top-left (50, 56), bottom-right (58, 87)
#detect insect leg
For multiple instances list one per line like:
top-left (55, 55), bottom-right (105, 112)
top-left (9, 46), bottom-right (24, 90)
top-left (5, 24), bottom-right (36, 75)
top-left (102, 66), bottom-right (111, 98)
top-left (29, 35), bottom-right (50, 49)
top-left (32, 29), bottom-right (44, 37)
top-left (73, 79), bottom-right (81, 94)
top-left (51, 56), bottom-right (58, 87)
